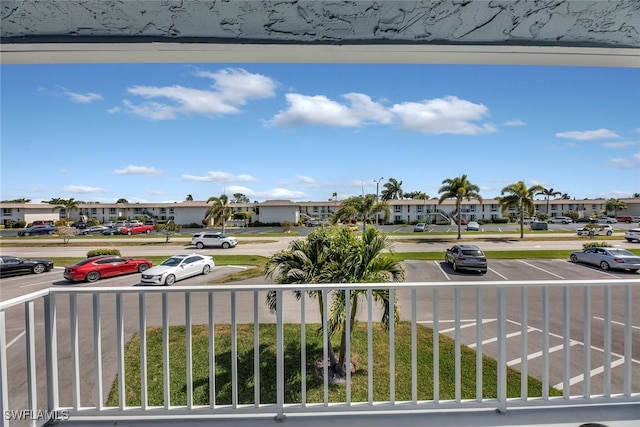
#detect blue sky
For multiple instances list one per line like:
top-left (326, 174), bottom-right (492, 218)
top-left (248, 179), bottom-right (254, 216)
top-left (1, 63), bottom-right (638, 203)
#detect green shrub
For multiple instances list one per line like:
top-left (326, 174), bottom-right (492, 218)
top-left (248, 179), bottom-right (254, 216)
top-left (12, 220), bottom-right (27, 228)
top-left (582, 241), bottom-right (612, 250)
top-left (87, 248), bottom-right (121, 258)
top-left (492, 217), bottom-right (509, 224)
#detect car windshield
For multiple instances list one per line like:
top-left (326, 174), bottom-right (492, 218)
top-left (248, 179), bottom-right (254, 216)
top-left (608, 249), bottom-right (635, 257)
top-left (161, 257), bottom-right (183, 266)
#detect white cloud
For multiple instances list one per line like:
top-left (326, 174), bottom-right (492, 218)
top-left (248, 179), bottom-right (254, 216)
top-left (113, 165), bottom-right (163, 176)
top-left (62, 185), bottom-right (108, 194)
top-left (122, 68), bottom-right (276, 120)
top-left (297, 174), bottom-right (316, 184)
top-left (555, 128), bottom-right (620, 140)
top-left (57, 86), bottom-right (103, 104)
top-left (602, 141), bottom-right (638, 149)
top-left (503, 119), bottom-right (526, 127)
top-left (605, 152), bottom-right (640, 169)
top-left (181, 171), bottom-right (256, 183)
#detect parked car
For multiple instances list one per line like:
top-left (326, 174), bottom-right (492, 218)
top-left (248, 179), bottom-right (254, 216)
top-left (119, 223), bottom-right (154, 235)
top-left (413, 223), bottom-right (428, 232)
top-left (63, 255), bottom-right (152, 283)
top-left (101, 227), bottom-right (124, 235)
top-left (530, 221), bottom-right (549, 231)
top-left (17, 225), bottom-right (56, 236)
top-left (576, 224), bottom-right (613, 236)
top-left (547, 216), bottom-right (572, 224)
top-left (444, 244), bottom-right (488, 274)
top-left (78, 225), bottom-right (109, 235)
top-left (191, 232), bottom-right (238, 249)
top-left (521, 217), bottom-right (535, 224)
top-left (342, 223), bottom-right (359, 232)
top-left (102, 221), bottom-right (115, 228)
top-left (575, 217), bottom-right (593, 223)
top-left (625, 228), bottom-right (640, 243)
top-left (616, 216), bottom-right (634, 223)
top-left (569, 247), bottom-right (640, 272)
top-left (595, 217), bottom-right (617, 224)
top-left (465, 221), bottom-right (480, 231)
top-left (29, 220), bottom-right (55, 227)
top-left (140, 254), bottom-right (214, 285)
top-left (0, 255), bottom-right (54, 276)
top-left (73, 222), bottom-right (88, 229)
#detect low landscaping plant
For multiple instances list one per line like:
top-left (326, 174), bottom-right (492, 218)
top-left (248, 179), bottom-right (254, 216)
top-left (87, 248), bottom-right (121, 257)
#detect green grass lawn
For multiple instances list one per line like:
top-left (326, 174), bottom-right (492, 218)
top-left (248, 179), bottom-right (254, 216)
top-left (106, 322), bottom-right (560, 407)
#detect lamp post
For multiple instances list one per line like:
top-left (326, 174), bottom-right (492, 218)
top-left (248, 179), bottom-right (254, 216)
top-left (373, 177), bottom-right (383, 227)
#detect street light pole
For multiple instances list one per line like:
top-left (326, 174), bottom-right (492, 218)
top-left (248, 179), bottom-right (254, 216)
top-left (374, 177), bottom-right (383, 226)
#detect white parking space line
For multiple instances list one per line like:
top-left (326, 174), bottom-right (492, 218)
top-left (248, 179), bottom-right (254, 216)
top-left (467, 329), bottom-right (527, 349)
top-left (488, 267), bottom-right (509, 280)
top-left (508, 341), bottom-right (580, 367)
top-left (7, 330), bottom-right (26, 349)
top-left (593, 316), bottom-right (640, 331)
top-left (433, 260), bottom-right (450, 280)
top-left (440, 318), bottom-right (496, 334)
top-left (516, 259), bottom-right (564, 279)
top-left (554, 358), bottom-right (626, 390)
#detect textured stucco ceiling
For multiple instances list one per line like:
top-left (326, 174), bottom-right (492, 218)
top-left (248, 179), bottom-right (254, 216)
top-left (1, 1), bottom-right (639, 66)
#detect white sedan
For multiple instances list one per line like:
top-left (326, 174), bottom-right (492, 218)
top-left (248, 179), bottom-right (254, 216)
top-left (569, 247), bottom-right (640, 272)
top-left (140, 254), bottom-right (215, 285)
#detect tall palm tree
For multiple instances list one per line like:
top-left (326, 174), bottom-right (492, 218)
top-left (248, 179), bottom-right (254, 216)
top-left (536, 187), bottom-right (561, 215)
top-left (51, 198), bottom-right (80, 224)
top-left (204, 194), bottom-right (231, 233)
top-left (380, 178), bottom-right (404, 201)
top-left (497, 181), bottom-right (544, 238)
top-left (605, 198), bottom-right (627, 217)
top-left (332, 194), bottom-right (390, 233)
top-left (264, 227), bottom-right (404, 377)
top-left (437, 174), bottom-right (483, 239)
top-left (185, 194), bottom-right (194, 201)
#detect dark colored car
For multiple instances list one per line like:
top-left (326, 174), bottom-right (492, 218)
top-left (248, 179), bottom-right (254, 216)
top-left (0, 255), bottom-right (54, 276)
top-left (17, 225), bottom-right (56, 236)
top-left (78, 225), bottom-right (109, 235)
top-left (63, 255), bottom-right (152, 283)
top-left (102, 227), bottom-right (124, 235)
top-left (444, 244), bottom-right (488, 274)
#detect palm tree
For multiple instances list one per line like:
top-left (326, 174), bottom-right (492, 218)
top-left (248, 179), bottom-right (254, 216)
top-left (536, 187), bottom-right (561, 215)
top-left (497, 181), bottom-right (544, 239)
top-left (185, 194), bottom-right (194, 201)
top-left (332, 194), bottom-right (390, 233)
top-left (605, 198), bottom-right (627, 217)
top-left (51, 198), bottom-right (80, 224)
top-left (264, 227), bottom-right (404, 378)
top-left (380, 178), bottom-right (404, 201)
top-left (204, 194), bottom-right (232, 232)
top-left (437, 174), bottom-right (483, 239)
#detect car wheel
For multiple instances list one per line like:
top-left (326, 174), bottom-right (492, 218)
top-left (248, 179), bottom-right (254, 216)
top-left (570, 254), bottom-right (578, 263)
top-left (165, 274), bottom-right (176, 286)
top-left (202, 265), bottom-right (211, 275)
top-left (600, 261), bottom-right (610, 271)
top-left (452, 262), bottom-right (458, 272)
top-left (196, 242), bottom-right (204, 249)
top-left (127, 231), bottom-right (132, 235)
top-left (24, 233), bottom-right (30, 236)
top-left (222, 242), bottom-right (230, 249)
top-left (606, 231), bottom-right (612, 236)
top-left (138, 264), bottom-right (150, 273)
top-left (145, 229), bottom-right (150, 233)
top-left (32, 263), bottom-right (46, 274)
top-left (86, 271), bottom-right (100, 282)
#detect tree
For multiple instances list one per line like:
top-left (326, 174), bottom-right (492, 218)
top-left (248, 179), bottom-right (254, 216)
top-left (56, 225), bottom-right (78, 244)
top-left (116, 198), bottom-right (128, 204)
top-left (605, 198), bottom-right (627, 217)
top-left (51, 198), bottom-right (80, 223)
top-left (1, 198), bottom-right (31, 203)
top-left (332, 194), bottom-right (390, 233)
top-left (155, 221), bottom-right (182, 243)
top-left (185, 194), bottom-right (194, 201)
top-left (44, 197), bottom-right (67, 205)
top-left (204, 194), bottom-right (232, 233)
top-left (438, 174), bottom-right (483, 239)
top-left (232, 193), bottom-right (250, 203)
top-left (536, 187), bottom-right (561, 215)
top-left (633, 193), bottom-right (640, 198)
top-left (380, 178), bottom-right (404, 201)
top-left (496, 181), bottom-right (544, 239)
top-left (264, 227), bottom-right (404, 379)
top-left (404, 191), bottom-right (429, 200)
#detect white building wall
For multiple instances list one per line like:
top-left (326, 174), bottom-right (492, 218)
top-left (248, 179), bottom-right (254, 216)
top-left (259, 206), bottom-right (299, 224)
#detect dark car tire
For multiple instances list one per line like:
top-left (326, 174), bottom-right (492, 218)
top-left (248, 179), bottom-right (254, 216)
top-left (196, 242), bottom-right (205, 249)
top-left (570, 254), bottom-right (578, 263)
top-left (222, 242), bottom-right (230, 249)
top-left (138, 264), bottom-right (150, 273)
top-left (127, 231), bottom-right (132, 235)
top-left (165, 274), bottom-right (176, 286)
top-left (202, 265), bottom-right (211, 275)
top-left (86, 271), bottom-right (100, 282)
top-left (452, 262), bottom-right (458, 272)
top-left (146, 229), bottom-right (151, 233)
top-left (32, 263), bottom-right (47, 274)
top-left (600, 261), bottom-right (610, 271)
top-left (606, 231), bottom-right (612, 236)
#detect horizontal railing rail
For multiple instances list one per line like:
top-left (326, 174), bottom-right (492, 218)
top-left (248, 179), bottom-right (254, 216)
top-left (1, 279), bottom-right (638, 426)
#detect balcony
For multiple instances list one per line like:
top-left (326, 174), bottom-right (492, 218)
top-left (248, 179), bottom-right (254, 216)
top-left (1, 280), bottom-right (639, 427)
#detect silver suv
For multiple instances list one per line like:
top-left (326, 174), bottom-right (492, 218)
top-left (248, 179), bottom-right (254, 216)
top-left (191, 232), bottom-right (238, 249)
top-left (444, 244), bottom-right (488, 274)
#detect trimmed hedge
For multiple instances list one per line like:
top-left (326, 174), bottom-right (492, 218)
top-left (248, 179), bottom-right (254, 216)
top-left (87, 248), bottom-right (121, 258)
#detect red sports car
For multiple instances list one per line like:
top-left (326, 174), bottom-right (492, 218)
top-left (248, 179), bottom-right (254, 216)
top-left (64, 255), bottom-right (152, 283)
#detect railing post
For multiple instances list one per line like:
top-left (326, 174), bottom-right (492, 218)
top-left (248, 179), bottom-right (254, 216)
top-left (496, 287), bottom-right (507, 415)
top-left (0, 311), bottom-right (9, 427)
top-left (275, 289), bottom-right (285, 422)
top-left (44, 293), bottom-right (59, 412)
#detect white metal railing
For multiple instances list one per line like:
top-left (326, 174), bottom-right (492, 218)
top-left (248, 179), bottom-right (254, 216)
top-left (1, 280), bottom-right (639, 426)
